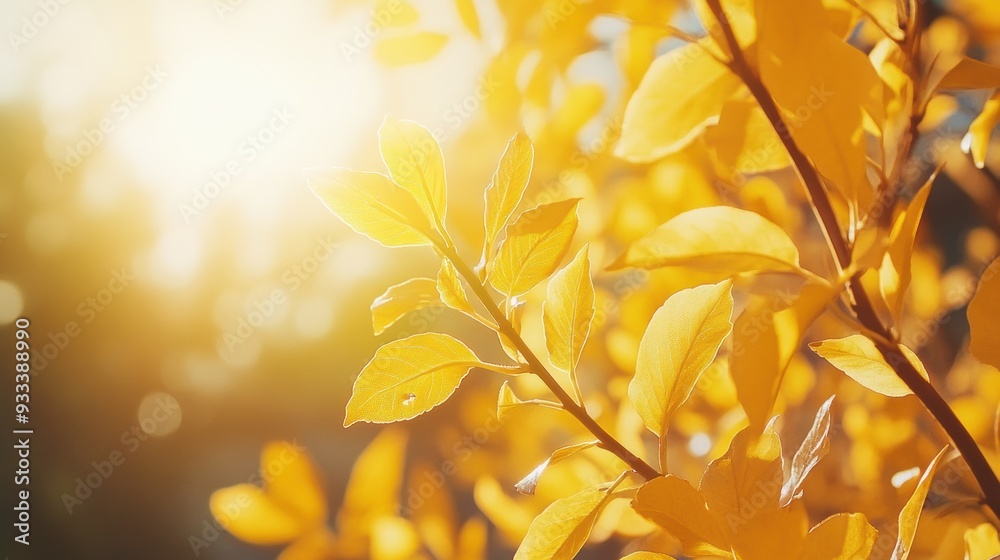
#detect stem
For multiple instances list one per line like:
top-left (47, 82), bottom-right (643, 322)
top-left (435, 242), bottom-right (661, 481)
top-left (705, 0), bottom-right (1000, 518)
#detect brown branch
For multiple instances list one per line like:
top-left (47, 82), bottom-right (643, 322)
top-left (705, 0), bottom-right (1000, 518)
top-left (435, 242), bottom-right (661, 481)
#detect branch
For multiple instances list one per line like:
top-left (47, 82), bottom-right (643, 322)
top-left (704, 0), bottom-right (1000, 518)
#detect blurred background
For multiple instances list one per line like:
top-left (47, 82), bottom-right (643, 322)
top-left (2, 0), bottom-right (1000, 558)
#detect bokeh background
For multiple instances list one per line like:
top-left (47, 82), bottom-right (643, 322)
top-left (3, 0), bottom-right (1000, 558)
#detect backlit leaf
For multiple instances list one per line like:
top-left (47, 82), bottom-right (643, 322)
top-left (802, 512), bottom-right (878, 560)
top-left (609, 206), bottom-right (800, 273)
top-left (891, 447), bottom-right (949, 560)
top-left (337, 429), bottom-right (408, 556)
top-left (781, 396), bottom-right (835, 505)
top-left (965, 523), bottom-right (1000, 560)
top-left (345, 333), bottom-right (482, 425)
top-left (968, 258), bottom-right (1000, 370)
top-left (936, 56), bottom-right (1000, 91)
top-left (513, 484), bottom-right (616, 560)
top-left (437, 259), bottom-right (475, 316)
top-left (371, 278), bottom-right (441, 336)
top-left (491, 198), bottom-right (581, 297)
top-left (617, 40), bottom-right (743, 162)
top-left (632, 475), bottom-right (730, 557)
top-left (374, 32), bottom-right (449, 67)
top-left (809, 335), bottom-right (930, 397)
top-left (305, 167), bottom-right (432, 247)
top-left (880, 173), bottom-right (935, 321)
top-left (515, 441), bottom-right (599, 496)
top-left (629, 281), bottom-right (734, 439)
top-left (379, 116), bottom-right (447, 226)
top-left (482, 133), bottom-right (533, 264)
top-left (962, 92), bottom-right (1000, 169)
top-left (543, 245), bottom-right (595, 380)
top-left (704, 97), bottom-right (790, 177)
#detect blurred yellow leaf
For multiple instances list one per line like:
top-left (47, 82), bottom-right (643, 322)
top-left (371, 516), bottom-right (421, 560)
top-left (618, 40), bottom-right (742, 162)
top-left (374, 31), bottom-right (449, 67)
top-left (543, 245), bottom-right (595, 383)
top-left (491, 198), bottom-right (581, 297)
top-left (409, 461), bottom-right (456, 560)
top-left (809, 334), bottom-right (929, 397)
top-left (371, 278), bottom-right (441, 336)
top-left (609, 206), bottom-right (800, 274)
top-left (455, 0), bottom-right (481, 38)
top-left (891, 447), bottom-right (949, 560)
top-left (968, 259), bottom-right (1000, 370)
top-left (629, 280), bottom-right (734, 440)
top-left (937, 56), bottom-right (1000, 90)
top-left (482, 133), bottom-right (533, 265)
top-left (632, 475), bottom-right (731, 557)
top-left (379, 116), bottom-right (448, 226)
top-left (305, 167), bottom-right (432, 247)
top-left (961, 92), bottom-right (1000, 169)
top-left (378, 0), bottom-right (420, 27)
top-left (620, 554), bottom-right (678, 560)
top-left (457, 516), bottom-right (489, 560)
top-left (344, 333), bottom-right (482, 425)
top-left (964, 523), bottom-right (1000, 560)
top-left (338, 429), bottom-right (407, 556)
top-left (801, 512), bottom-right (878, 560)
top-left (513, 484), bottom-right (616, 560)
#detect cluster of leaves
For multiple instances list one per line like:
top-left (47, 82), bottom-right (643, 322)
top-left (211, 0), bottom-right (1000, 558)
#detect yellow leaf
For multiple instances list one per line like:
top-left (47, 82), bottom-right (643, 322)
top-left (632, 475), bottom-right (731, 557)
top-left (961, 91), bottom-right (1000, 169)
top-left (692, 0), bottom-right (756, 60)
top-left (457, 517), bottom-right (489, 560)
top-left (371, 278), bottom-right (441, 336)
top-left (409, 461), bottom-right (456, 560)
top-left (968, 258), bottom-right (1000, 370)
top-left (936, 56), bottom-right (1000, 91)
top-left (617, 40), bottom-right (743, 162)
top-left (731, 282), bottom-right (836, 431)
top-left (437, 259), bottom-right (475, 316)
top-left (515, 441), bottom-right (599, 496)
top-left (491, 198), bottom-right (581, 297)
top-left (497, 380), bottom-right (523, 422)
top-left (374, 31), bottom-right (449, 67)
top-left (756, 0), bottom-right (881, 210)
top-left (455, 0), bottom-right (481, 38)
top-left (210, 484), bottom-right (308, 545)
top-left (371, 516), bottom-right (421, 560)
top-left (809, 334), bottom-right (929, 397)
top-left (781, 396), bottom-right (835, 505)
top-left (609, 206), bottom-right (800, 274)
top-left (344, 333), bottom-right (482, 425)
top-left (209, 442), bottom-right (326, 546)
top-left (482, 133), bottom-right (533, 265)
top-left (965, 523), bottom-right (1000, 560)
top-left (338, 429), bottom-right (407, 556)
top-left (891, 447), bottom-right (949, 560)
top-left (801, 512), bottom-right (878, 560)
top-left (379, 115), bottom-right (447, 227)
top-left (305, 167), bottom-right (432, 247)
top-left (277, 529), bottom-right (337, 560)
top-left (543, 245), bottom-right (595, 380)
top-left (513, 484), bottom-right (617, 560)
top-left (880, 172), bottom-right (935, 321)
top-left (620, 553), bottom-right (679, 560)
top-left (704, 97), bottom-right (790, 177)
top-left (376, 0), bottom-right (420, 27)
top-left (629, 281), bottom-right (734, 439)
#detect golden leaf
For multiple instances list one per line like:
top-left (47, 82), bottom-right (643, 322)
top-left (374, 32), bottom-right (449, 67)
top-left (515, 441), bottom-right (599, 496)
top-left (379, 115), bottom-right (447, 226)
top-left (371, 278), bottom-right (441, 336)
top-left (891, 447), bottom-right (949, 560)
top-left (781, 396), bottom-right (835, 506)
top-left (344, 333), bottom-right (482, 425)
top-left (482, 133), bottom-right (533, 265)
top-left (880, 172), bottom-right (935, 322)
top-left (809, 335), bottom-right (930, 397)
top-left (801, 512), bottom-right (878, 560)
top-left (964, 523), bottom-right (1000, 560)
top-left (704, 97), bottom-right (790, 177)
top-left (936, 56), bottom-right (1000, 91)
top-left (305, 167), bottom-right (432, 247)
top-left (543, 245), bottom-right (595, 382)
top-left (437, 259), bottom-right (475, 316)
top-left (961, 92), bottom-right (1000, 169)
top-left (629, 280), bottom-right (734, 439)
top-left (491, 198), bottom-right (581, 297)
top-left (968, 258), bottom-right (1000, 370)
top-left (513, 484), bottom-right (617, 560)
top-left (617, 40), bottom-right (742, 162)
top-left (337, 429), bottom-right (407, 556)
top-left (608, 206), bottom-right (800, 274)
top-left (632, 475), bottom-right (730, 557)
top-left (455, 0), bottom-right (481, 38)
